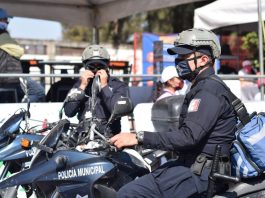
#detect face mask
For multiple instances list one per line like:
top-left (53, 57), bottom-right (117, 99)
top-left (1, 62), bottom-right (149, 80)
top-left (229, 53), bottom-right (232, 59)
top-left (0, 22), bottom-right (7, 30)
top-left (175, 56), bottom-right (201, 82)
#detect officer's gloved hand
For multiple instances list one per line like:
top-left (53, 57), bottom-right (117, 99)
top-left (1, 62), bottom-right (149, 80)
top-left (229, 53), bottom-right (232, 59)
top-left (66, 88), bottom-right (85, 102)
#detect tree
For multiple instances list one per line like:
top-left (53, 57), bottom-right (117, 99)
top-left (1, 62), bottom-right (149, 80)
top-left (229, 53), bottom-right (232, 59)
top-left (62, 25), bottom-right (92, 42)
top-left (241, 31), bottom-right (265, 69)
top-left (62, 1), bottom-right (213, 47)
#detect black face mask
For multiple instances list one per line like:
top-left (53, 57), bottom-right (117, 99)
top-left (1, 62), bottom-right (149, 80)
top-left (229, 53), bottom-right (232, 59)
top-left (175, 56), bottom-right (202, 82)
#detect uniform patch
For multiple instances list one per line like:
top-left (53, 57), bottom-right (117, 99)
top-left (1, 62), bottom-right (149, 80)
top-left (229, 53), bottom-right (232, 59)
top-left (188, 99), bottom-right (201, 112)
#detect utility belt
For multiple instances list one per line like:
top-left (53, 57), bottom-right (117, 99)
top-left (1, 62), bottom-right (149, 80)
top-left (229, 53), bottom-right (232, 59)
top-left (190, 153), bottom-right (231, 176)
top-left (178, 153), bottom-right (231, 177)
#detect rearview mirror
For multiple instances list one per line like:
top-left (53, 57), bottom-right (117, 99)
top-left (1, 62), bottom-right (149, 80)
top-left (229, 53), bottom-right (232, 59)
top-left (108, 97), bottom-right (133, 123)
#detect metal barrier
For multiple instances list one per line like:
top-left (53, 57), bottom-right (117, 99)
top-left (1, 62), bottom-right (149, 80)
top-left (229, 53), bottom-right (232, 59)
top-left (0, 73), bottom-right (264, 100)
top-left (0, 73), bottom-right (264, 79)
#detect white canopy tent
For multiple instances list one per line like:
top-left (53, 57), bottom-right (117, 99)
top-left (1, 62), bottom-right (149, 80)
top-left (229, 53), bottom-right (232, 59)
top-left (194, 0), bottom-right (265, 30)
top-left (1, 0), bottom-right (205, 28)
top-left (194, 0), bottom-right (265, 100)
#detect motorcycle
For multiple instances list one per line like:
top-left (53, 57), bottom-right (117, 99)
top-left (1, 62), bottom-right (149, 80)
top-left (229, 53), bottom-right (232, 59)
top-left (0, 106), bottom-right (50, 198)
top-left (0, 96), bottom-right (153, 198)
top-left (0, 76), bottom-right (169, 198)
top-left (0, 77), bottom-right (57, 197)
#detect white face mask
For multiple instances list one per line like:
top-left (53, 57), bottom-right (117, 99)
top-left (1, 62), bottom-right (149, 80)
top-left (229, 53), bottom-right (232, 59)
top-left (0, 22), bottom-right (7, 30)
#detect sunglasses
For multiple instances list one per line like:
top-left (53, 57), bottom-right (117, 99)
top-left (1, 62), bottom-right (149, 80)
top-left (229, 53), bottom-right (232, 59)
top-left (84, 62), bottom-right (108, 73)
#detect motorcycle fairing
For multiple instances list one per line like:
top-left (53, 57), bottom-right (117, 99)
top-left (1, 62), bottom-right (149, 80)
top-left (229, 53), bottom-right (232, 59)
top-left (0, 150), bottom-right (114, 189)
top-left (0, 134), bottom-right (43, 161)
top-left (108, 150), bottom-right (150, 176)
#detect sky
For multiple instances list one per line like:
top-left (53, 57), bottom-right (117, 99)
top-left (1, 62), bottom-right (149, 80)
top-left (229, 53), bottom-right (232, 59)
top-left (8, 17), bottom-right (62, 40)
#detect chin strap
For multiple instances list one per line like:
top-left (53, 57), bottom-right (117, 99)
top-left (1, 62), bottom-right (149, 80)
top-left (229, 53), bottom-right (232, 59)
top-left (192, 53), bottom-right (212, 79)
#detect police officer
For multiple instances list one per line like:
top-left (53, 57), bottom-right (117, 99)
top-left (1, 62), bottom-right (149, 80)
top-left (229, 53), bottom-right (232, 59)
top-left (0, 8), bottom-right (24, 102)
top-left (110, 28), bottom-right (237, 197)
top-left (64, 45), bottom-right (129, 135)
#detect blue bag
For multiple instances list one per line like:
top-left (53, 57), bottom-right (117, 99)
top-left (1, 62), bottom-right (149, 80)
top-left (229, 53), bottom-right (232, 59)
top-left (209, 76), bottom-right (264, 178)
top-left (231, 113), bottom-right (265, 178)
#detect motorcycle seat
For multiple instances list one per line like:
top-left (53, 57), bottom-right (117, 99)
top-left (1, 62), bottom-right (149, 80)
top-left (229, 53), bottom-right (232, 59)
top-left (214, 175), bottom-right (265, 197)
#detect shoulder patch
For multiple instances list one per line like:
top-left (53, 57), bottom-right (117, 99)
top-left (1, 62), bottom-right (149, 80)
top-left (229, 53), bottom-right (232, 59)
top-left (188, 99), bottom-right (201, 112)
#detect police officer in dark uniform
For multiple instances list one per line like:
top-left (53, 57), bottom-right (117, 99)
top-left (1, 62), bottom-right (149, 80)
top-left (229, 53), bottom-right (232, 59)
top-left (110, 28), bottom-right (237, 197)
top-left (64, 45), bottom-right (129, 135)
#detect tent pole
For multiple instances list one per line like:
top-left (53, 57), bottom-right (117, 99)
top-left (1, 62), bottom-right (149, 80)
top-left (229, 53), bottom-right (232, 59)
top-left (92, 27), bottom-right (99, 44)
top-left (258, 0), bottom-right (264, 100)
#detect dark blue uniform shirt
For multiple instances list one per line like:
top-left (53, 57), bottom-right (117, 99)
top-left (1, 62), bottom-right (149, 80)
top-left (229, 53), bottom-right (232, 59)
top-left (64, 76), bottom-right (129, 134)
top-left (143, 67), bottom-right (237, 157)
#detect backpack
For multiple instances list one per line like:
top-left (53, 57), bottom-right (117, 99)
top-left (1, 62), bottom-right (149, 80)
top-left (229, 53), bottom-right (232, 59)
top-left (210, 76), bottom-right (265, 178)
top-left (231, 113), bottom-right (265, 178)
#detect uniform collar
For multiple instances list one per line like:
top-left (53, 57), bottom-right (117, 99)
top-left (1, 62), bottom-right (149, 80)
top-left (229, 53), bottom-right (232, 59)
top-left (192, 67), bottom-right (215, 87)
top-left (196, 67), bottom-right (215, 81)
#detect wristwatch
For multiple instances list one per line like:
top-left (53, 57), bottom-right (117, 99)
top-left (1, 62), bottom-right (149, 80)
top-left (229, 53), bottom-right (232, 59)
top-left (136, 131), bottom-right (144, 144)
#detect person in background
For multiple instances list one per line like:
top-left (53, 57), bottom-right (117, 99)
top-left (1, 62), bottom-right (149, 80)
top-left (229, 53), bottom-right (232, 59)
top-left (46, 69), bottom-right (77, 102)
top-left (254, 71), bottom-right (265, 101)
top-left (110, 28), bottom-right (237, 198)
top-left (20, 77), bottom-right (45, 103)
top-left (64, 45), bottom-right (129, 135)
top-left (0, 8), bottom-right (24, 102)
top-left (238, 60), bottom-right (259, 102)
top-left (156, 65), bottom-right (184, 101)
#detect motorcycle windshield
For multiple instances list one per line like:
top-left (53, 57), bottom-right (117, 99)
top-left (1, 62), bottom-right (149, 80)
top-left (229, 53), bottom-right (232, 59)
top-left (0, 112), bottom-right (25, 139)
top-left (29, 119), bottom-right (70, 167)
top-left (39, 119), bottom-right (70, 148)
